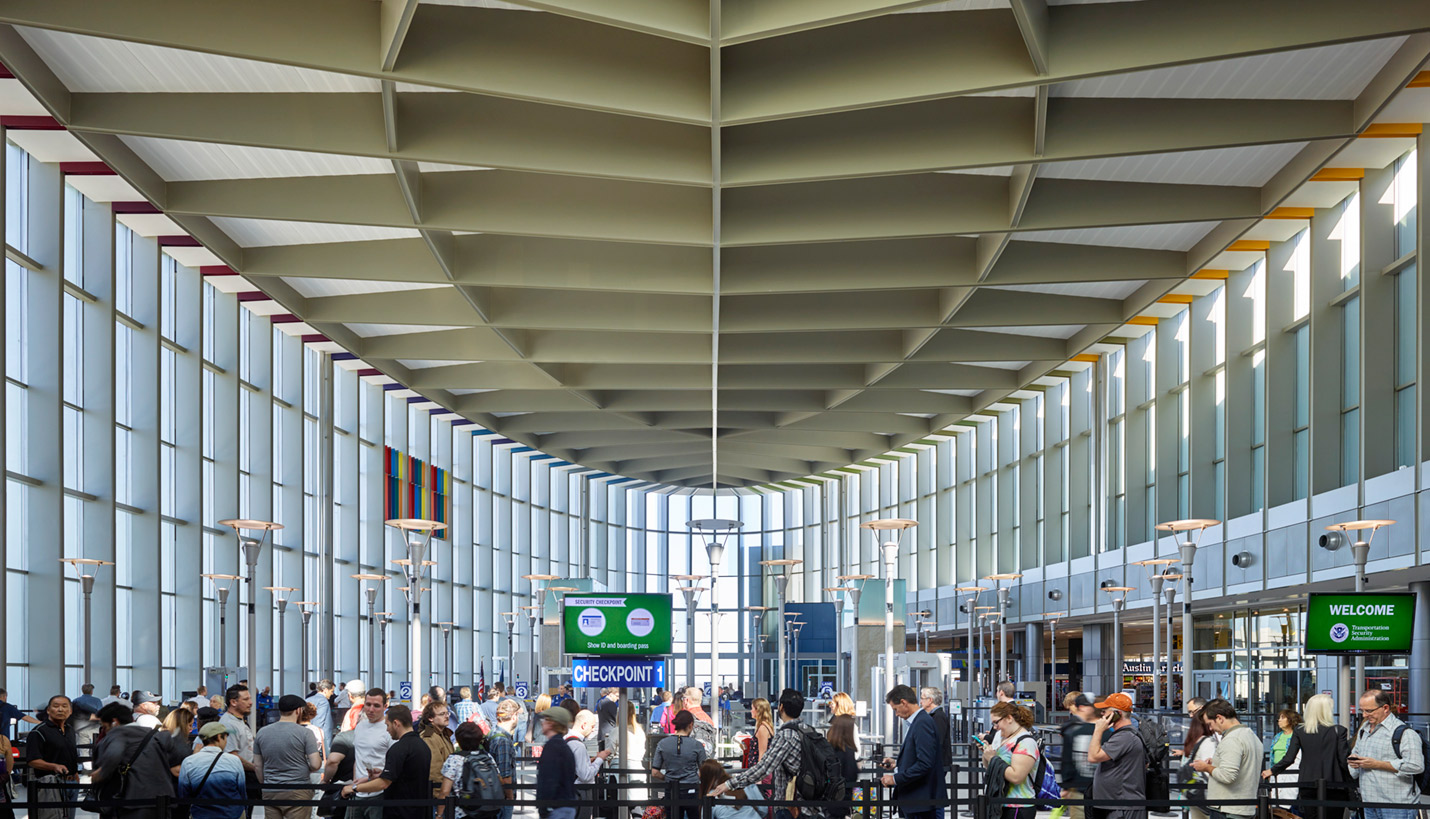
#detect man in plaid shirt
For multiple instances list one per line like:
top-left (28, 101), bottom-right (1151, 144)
top-left (490, 700), bottom-right (521, 819)
top-left (1351, 690), bottom-right (1424, 819)
top-left (712, 689), bottom-right (821, 819)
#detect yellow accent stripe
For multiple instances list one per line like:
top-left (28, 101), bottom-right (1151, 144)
top-left (1191, 269), bottom-right (1229, 280)
top-left (1158, 294), bottom-right (1194, 304)
top-left (1311, 167), bottom-right (1365, 181)
top-left (1360, 123), bottom-right (1423, 138)
top-left (1070, 353), bottom-right (1099, 363)
top-left (1267, 207), bottom-right (1314, 220)
top-left (1227, 240), bottom-right (1271, 252)
top-left (1127, 316), bottom-right (1159, 326)
top-left (1409, 71), bottom-right (1430, 88)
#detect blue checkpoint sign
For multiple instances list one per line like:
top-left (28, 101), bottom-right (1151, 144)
top-left (514, 681), bottom-right (529, 699)
top-left (571, 657), bottom-right (665, 689)
top-left (818, 681), bottom-right (834, 699)
top-left (703, 681), bottom-right (711, 695)
top-left (398, 680), bottom-right (413, 704)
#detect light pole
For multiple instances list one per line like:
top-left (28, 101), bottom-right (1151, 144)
top-left (955, 586), bottom-right (987, 697)
top-left (203, 574), bottom-right (242, 669)
top-left (1159, 571), bottom-right (1183, 709)
top-left (837, 574), bottom-right (874, 698)
top-left (976, 607), bottom-right (998, 696)
top-left (689, 518), bottom-right (741, 751)
top-left (747, 606), bottom-right (772, 699)
top-left (549, 587), bottom-right (579, 673)
top-left (389, 517), bottom-right (445, 694)
top-left (862, 517), bottom-right (917, 746)
top-left (295, 602), bottom-right (317, 687)
top-left (824, 588), bottom-right (854, 693)
top-left (1324, 520), bottom-right (1395, 711)
top-left (1044, 612), bottom-right (1066, 716)
top-left (1101, 583), bottom-right (1133, 693)
top-left (984, 574), bottom-right (1023, 684)
top-left (1132, 559), bottom-right (1179, 714)
top-left (521, 604), bottom-right (541, 692)
top-left (61, 558), bottom-right (114, 689)
top-left (264, 586), bottom-right (298, 695)
top-left (1157, 518), bottom-right (1219, 705)
top-left (672, 574), bottom-right (707, 689)
top-left (787, 618), bottom-right (805, 691)
top-left (219, 518), bottom-right (283, 733)
top-left (522, 575), bottom-right (559, 693)
top-left (352, 573), bottom-right (388, 685)
top-left (377, 613), bottom-right (394, 692)
top-left (436, 622), bottom-right (455, 688)
top-left (761, 559), bottom-right (802, 693)
top-left (501, 612), bottom-right (518, 687)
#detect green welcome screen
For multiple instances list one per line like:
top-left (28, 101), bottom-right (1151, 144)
top-left (562, 592), bottom-right (673, 656)
top-left (1305, 592), bottom-right (1416, 654)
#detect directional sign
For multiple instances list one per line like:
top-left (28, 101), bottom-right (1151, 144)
top-left (818, 681), bottom-right (834, 699)
top-left (514, 681), bottom-right (529, 699)
top-left (398, 680), bottom-right (413, 704)
top-left (703, 682), bottom-right (711, 695)
top-left (571, 657), bottom-right (666, 688)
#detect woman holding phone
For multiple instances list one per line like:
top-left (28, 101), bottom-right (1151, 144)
top-left (980, 702), bottom-right (1040, 819)
top-left (1262, 695), bottom-right (1352, 819)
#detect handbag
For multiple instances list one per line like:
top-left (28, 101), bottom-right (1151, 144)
top-left (175, 750), bottom-right (225, 819)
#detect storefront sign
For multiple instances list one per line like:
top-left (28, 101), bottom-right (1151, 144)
top-left (1306, 592), bottom-right (1417, 654)
top-left (570, 657), bottom-right (666, 688)
top-left (1122, 661), bottom-right (1183, 674)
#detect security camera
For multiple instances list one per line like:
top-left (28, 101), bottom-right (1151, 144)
top-left (1319, 531), bottom-right (1345, 551)
top-left (1231, 551), bottom-right (1255, 568)
top-left (1048, 589), bottom-right (1064, 602)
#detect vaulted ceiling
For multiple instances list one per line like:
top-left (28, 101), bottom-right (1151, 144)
top-left (2, 0), bottom-right (1428, 487)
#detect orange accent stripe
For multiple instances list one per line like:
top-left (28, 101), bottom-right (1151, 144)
top-left (1311, 167), bottom-right (1365, 181)
top-left (1070, 354), bottom-right (1099, 363)
top-left (1360, 123), bottom-right (1423, 138)
top-left (1127, 316), bottom-right (1159, 326)
top-left (1228, 240), bottom-right (1271, 252)
top-left (1267, 207), bottom-right (1314, 220)
top-left (1409, 71), bottom-right (1430, 88)
top-left (1191, 269), bottom-right (1229, 280)
top-left (1158, 294), bottom-right (1194, 305)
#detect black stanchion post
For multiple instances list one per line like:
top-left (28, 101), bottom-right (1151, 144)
top-left (974, 792), bottom-right (986, 819)
top-left (1316, 778), bottom-right (1326, 819)
top-left (447, 792), bottom-right (458, 819)
top-left (158, 791), bottom-right (170, 819)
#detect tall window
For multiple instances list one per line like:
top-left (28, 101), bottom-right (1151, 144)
top-left (1293, 325), bottom-right (1310, 500)
top-left (1341, 296), bottom-right (1360, 486)
top-left (1393, 150), bottom-right (1418, 469)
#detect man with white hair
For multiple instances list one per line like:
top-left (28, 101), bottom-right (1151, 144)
top-left (565, 710), bottom-right (612, 819)
top-left (132, 691), bottom-right (164, 729)
top-left (919, 687), bottom-right (951, 819)
top-left (682, 687), bottom-right (715, 753)
top-left (340, 680), bottom-right (367, 732)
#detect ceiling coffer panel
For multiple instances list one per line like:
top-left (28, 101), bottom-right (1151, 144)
top-left (1, 0), bottom-right (1426, 487)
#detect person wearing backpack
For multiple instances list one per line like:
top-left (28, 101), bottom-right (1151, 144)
top-left (1349, 689), bottom-right (1425, 819)
top-left (880, 685), bottom-right (943, 819)
top-left (713, 688), bottom-right (841, 819)
top-left (439, 722), bottom-right (506, 819)
top-left (1262, 694), bottom-right (1351, 819)
top-left (91, 703), bottom-right (188, 819)
top-left (1187, 699), bottom-right (1259, 819)
top-left (978, 701), bottom-right (1046, 819)
top-left (1086, 693), bottom-right (1146, 819)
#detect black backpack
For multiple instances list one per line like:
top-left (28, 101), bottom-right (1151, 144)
top-left (1391, 724), bottom-right (1430, 797)
top-left (784, 722), bottom-right (846, 804)
top-left (1135, 719), bottom-right (1170, 804)
top-left (455, 750), bottom-right (506, 819)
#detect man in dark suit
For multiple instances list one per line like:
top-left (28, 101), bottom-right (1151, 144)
top-left (595, 688), bottom-right (620, 752)
top-left (919, 687), bottom-right (953, 819)
top-left (880, 685), bottom-right (944, 819)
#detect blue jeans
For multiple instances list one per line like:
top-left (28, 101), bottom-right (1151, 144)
top-left (1364, 810), bottom-right (1417, 819)
top-left (500, 805), bottom-right (513, 819)
top-left (548, 808), bottom-right (577, 819)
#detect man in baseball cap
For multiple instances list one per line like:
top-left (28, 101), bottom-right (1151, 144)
top-left (535, 708), bottom-right (577, 819)
top-left (1087, 692), bottom-right (1147, 819)
top-left (253, 695), bottom-right (322, 816)
top-left (132, 691), bottom-right (164, 728)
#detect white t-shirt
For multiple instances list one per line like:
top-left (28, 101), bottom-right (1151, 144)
top-left (135, 713), bottom-right (163, 729)
top-left (352, 718), bottom-right (393, 795)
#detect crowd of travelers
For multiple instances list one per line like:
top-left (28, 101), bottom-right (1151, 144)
top-left (2, 677), bottom-right (1425, 819)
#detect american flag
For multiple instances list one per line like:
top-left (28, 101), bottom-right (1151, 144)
top-left (476, 661), bottom-right (486, 702)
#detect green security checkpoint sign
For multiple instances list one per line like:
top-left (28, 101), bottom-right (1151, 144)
top-left (562, 592), bottom-right (673, 657)
top-left (1305, 592), bottom-right (1417, 654)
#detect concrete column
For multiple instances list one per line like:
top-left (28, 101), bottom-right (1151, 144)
top-left (1024, 623), bottom-right (1044, 688)
top-left (1410, 582), bottom-right (1430, 718)
top-left (1081, 624), bottom-right (1111, 698)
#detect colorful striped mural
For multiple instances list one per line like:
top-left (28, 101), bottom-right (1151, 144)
top-left (384, 446), bottom-right (451, 539)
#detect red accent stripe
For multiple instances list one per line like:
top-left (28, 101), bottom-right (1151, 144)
top-left (302, 334), bottom-right (330, 344)
top-left (0, 64), bottom-right (14, 80)
top-left (61, 161), bottom-right (114, 176)
top-left (358, 368), bottom-right (383, 377)
top-left (111, 201), bottom-right (161, 214)
top-left (158, 235), bottom-right (200, 247)
top-left (236, 291), bottom-right (269, 303)
top-left (201, 265), bottom-right (239, 277)
top-left (1, 115), bottom-right (62, 130)
top-left (269, 314), bottom-right (303, 324)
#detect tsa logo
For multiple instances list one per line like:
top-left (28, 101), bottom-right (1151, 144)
top-left (1330, 623), bottom-right (1350, 643)
top-left (578, 608), bottom-right (607, 637)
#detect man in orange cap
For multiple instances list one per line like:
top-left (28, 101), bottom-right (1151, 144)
top-left (1086, 692), bottom-right (1147, 819)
